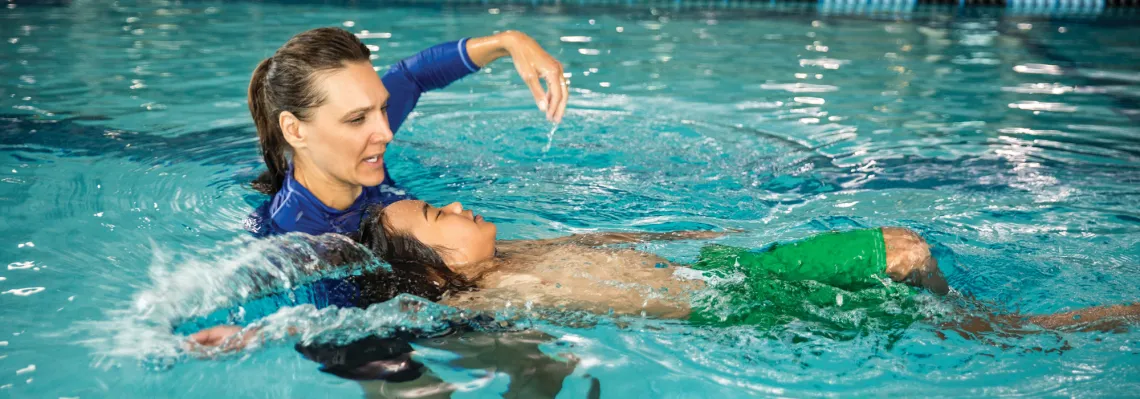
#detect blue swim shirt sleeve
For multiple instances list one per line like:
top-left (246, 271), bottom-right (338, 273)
top-left (382, 38), bottom-right (480, 133)
top-left (171, 278), bottom-right (361, 335)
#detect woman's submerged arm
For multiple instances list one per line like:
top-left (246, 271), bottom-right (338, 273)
top-left (508, 230), bottom-right (734, 248)
top-left (942, 302), bottom-right (1140, 339)
top-left (442, 282), bottom-right (695, 321)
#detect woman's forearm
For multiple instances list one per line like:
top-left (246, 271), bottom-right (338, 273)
top-left (465, 31), bottom-right (524, 67)
top-left (462, 30), bottom-right (568, 122)
top-left (522, 230), bottom-right (731, 247)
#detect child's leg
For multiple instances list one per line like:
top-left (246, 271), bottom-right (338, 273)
top-left (1026, 303), bottom-right (1140, 332)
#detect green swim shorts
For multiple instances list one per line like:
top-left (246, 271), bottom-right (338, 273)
top-left (688, 228), bottom-right (919, 331)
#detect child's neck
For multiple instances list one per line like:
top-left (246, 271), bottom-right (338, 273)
top-left (453, 255), bottom-right (504, 285)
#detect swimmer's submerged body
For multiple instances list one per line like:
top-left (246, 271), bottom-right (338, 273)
top-left (191, 199), bottom-right (1139, 349)
top-left (364, 200), bottom-right (1139, 335)
top-left (187, 200), bottom-right (1140, 397)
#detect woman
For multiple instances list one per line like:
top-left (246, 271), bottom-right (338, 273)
top-left (244, 27), bottom-right (568, 237)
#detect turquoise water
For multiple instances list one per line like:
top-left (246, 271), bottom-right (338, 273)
top-left (3, 0), bottom-right (1140, 397)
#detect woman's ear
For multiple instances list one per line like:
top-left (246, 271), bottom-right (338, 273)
top-left (280, 111), bottom-right (306, 149)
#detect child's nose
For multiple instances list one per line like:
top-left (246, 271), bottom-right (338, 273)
top-left (443, 202), bottom-right (463, 214)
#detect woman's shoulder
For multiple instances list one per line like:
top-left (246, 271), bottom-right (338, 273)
top-left (361, 183), bottom-right (412, 204)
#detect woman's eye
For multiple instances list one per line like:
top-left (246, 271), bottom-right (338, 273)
top-left (348, 116), bottom-right (365, 125)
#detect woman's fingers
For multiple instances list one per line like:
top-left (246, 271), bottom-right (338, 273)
top-left (555, 72), bottom-right (569, 123)
top-left (513, 52), bottom-right (550, 114)
top-left (544, 71), bottom-right (564, 123)
top-left (523, 73), bottom-right (548, 114)
top-left (507, 37), bottom-right (568, 122)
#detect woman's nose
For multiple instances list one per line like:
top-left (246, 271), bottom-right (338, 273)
top-left (369, 112), bottom-right (394, 144)
top-left (443, 202), bottom-right (463, 214)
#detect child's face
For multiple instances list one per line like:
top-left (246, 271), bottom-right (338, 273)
top-left (381, 200), bottom-right (498, 266)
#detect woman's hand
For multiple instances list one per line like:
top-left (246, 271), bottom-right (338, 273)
top-left (467, 31), bottom-right (569, 123)
top-left (669, 230), bottom-right (731, 240)
top-left (188, 325), bottom-right (260, 352)
top-left (504, 32), bottom-right (568, 123)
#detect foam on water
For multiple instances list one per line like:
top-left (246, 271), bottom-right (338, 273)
top-left (78, 234), bottom-right (384, 362)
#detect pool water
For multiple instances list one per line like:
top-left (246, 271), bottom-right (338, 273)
top-left (3, 0), bottom-right (1140, 397)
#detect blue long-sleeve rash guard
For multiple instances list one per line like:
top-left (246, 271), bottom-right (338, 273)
top-left (245, 38), bottom-right (480, 238)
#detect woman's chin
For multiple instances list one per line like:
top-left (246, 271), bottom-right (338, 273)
top-left (356, 170), bottom-right (387, 187)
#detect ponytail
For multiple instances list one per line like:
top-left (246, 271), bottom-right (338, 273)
top-left (249, 57), bottom-right (288, 195)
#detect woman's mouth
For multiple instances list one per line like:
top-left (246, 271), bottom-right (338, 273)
top-left (364, 155), bottom-right (380, 164)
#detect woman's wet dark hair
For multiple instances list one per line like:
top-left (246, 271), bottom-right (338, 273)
top-left (358, 204), bottom-right (474, 300)
top-left (249, 27), bottom-right (371, 195)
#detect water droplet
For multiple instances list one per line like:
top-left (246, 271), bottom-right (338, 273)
top-left (15, 364), bottom-right (35, 375)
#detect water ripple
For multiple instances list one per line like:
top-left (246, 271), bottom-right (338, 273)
top-left (1, 2), bottom-right (1139, 397)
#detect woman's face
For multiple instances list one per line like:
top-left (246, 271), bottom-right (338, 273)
top-left (293, 61), bottom-right (393, 188)
top-left (382, 200), bottom-right (498, 266)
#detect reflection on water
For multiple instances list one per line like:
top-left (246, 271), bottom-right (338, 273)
top-left (1, 0), bottom-right (1140, 397)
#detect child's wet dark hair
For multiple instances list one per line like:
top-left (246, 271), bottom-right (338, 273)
top-left (358, 204), bottom-right (474, 299)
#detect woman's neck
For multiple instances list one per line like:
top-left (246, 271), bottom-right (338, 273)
top-left (292, 158), bottom-right (362, 211)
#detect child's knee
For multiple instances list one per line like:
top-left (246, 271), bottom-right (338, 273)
top-left (882, 227), bottom-right (931, 273)
top-left (881, 227), bottom-right (948, 294)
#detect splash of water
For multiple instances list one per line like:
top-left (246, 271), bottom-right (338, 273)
top-left (73, 233), bottom-right (456, 368)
